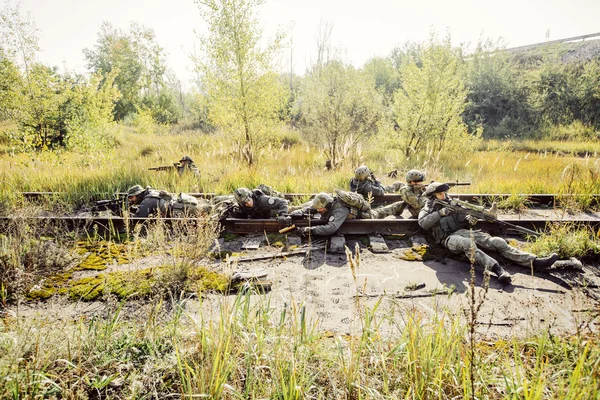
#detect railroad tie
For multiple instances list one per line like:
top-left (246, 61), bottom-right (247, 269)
top-left (369, 235), bottom-right (389, 253)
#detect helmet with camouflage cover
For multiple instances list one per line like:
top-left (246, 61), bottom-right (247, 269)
top-left (312, 192), bottom-right (334, 209)
top-left (405, 169), bottom-right (426, 183)
top-left (354, 165), bottom-right (370, 180)
top-left (233, 187), bottom-right (252, 205)
top-left (424, 182), bottom-right (450, 197)
top-left (180, 155), bottom-right (194, 163)
top-left (127, 184), bottom-right (145, 197)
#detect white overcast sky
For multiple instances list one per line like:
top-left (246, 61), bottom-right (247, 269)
top-left (18, 0), bottom-right (600, 87)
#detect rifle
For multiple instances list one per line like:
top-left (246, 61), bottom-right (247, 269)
top-left (91, 196), bottom-right (128, 216)
top-left (149, 163), bottom-right (179, 171)
top-left (431, 181), bottom-right (471, 188)
top-left (432, 198), bottom-right (540, 237)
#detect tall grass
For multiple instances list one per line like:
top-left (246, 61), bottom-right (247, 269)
top-left (2, 293), bottom-right (598, 398)
top-left (1, 128), bottom-right (599, 212)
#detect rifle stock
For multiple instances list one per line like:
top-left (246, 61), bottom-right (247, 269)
top-left (433, 198), bottom-right (540, 237)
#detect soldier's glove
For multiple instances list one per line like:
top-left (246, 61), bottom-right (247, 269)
top-left (438, 207), bottom-right (454, 217)
top-left (298, 227), bottom-right (312, 237)
top-left (466, 215), bottom-right (478, 226)
top-left (290, 209), bottom-right (304, 217)
top-left (277, 215), bottom-right (292, 227)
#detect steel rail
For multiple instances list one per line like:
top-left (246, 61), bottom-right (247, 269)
top-left (19, 192), bottom-right (600, 207)
top-left (1, 216), bottom-right (598, 236)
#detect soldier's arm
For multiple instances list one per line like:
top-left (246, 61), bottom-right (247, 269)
top-left (417, 206), bottom-right (442, 230)
top-left (403, 189), bottom-right (422, 209)
top-left (132, 199), bottom-right (153, 218)
top-left (311, 206), bottom-right (349, 236)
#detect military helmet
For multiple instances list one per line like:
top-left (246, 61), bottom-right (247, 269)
top-left (233, 187), bottom-right (252, 205)
top-left (312, 192), bottom-right (334, 209)
top-left (354, 165), bottom-right (370, 180)
top-left (424, 182), bottom-right (450, 197)
top-left (405, 169), bottom-right (426, 183)
top-left (127, 184), bottom-right (145, 197)
top-left (180, 155), bottom-right (193, 163)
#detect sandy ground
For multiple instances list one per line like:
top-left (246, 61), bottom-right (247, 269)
top-left (9, 207), bottom-right (600, 339)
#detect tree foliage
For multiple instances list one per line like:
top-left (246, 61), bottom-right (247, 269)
top-left (1, 2), bottom-right (119, 151)
top-left (84, 22), bottom-right (180, 123)
top-left (298, 60), bottom-right (383, 168)
top-left (392, 33), bottom-right (476, 156)
top-left (195, 0), bottom-right (286, 166)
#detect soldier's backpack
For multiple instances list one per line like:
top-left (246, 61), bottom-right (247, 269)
top-left (334, 189), bottom-right (371, 212)
top-left (171, 192), bottom-right (202, 216)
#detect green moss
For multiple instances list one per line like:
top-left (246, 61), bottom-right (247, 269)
top-left (266, 233), bottom-right (285, 248)
top-left (188, 266), bottom-right (230, 293)
top-left (27, 288), bottom-right (54, 300)
top-left (69, 275), bottom-right (105, 301)
top-left (398, 244), bottom-right (433, 262)
top-left (74, 240), bottom-right (139, 272)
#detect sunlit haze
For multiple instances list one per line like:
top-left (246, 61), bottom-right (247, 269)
top-left (19, 0), bottom-right (600, 88)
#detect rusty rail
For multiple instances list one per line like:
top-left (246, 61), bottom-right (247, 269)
top-left (1, 215), bottom-right (598, 236)
top-left (19, 192), bottom-right (600, 207)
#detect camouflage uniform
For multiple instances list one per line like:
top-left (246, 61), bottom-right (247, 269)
top-left (177, 156), bottom-right (200, 177)
top-left (418, 196), bottom-right (536, 270)
top-left (398, 185), bottom-right (426, 218)
top-left (349, 177), bottom-right (386, 197)
top-left (230, 189), bottom-right (289, 219)
top-left (294, 198), bottom-right (405, 236)
top-left (130, 188), bottom-right (170, 218)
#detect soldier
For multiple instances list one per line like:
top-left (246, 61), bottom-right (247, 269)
top-left (229, 187), bottom-right (291, 225)
top-left (178, 156), bottom-right (200, 176)
top-left (350, 165), bottom-right (405, 199)
top-left (294, 192), bottom-right (405, 237)
top-left (127, 185), bottom-right (170, 218)
top-left (418, 182), bottom-right (559, 284)
top-left (398, 169), bottom-right (427, 218)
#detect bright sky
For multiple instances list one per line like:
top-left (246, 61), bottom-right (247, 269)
top-left (18, 0), bottom-right (600, 88)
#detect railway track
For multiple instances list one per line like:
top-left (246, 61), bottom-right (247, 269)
top-left (1, 215), bottom-right (598, 236)
top-left (18, 191), bottom-right (600, 207)
top-left (6, 192), bottom-right (599, 236)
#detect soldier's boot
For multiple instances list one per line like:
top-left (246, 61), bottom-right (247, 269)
top-left (487, 202), bottom-right (498, 218)
top-left (532, 253), bottom-right (559, 271)
top-left (490, 264), bottom-right (512, 285)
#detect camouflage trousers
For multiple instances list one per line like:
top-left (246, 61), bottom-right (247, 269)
top-left (384, 182), bottom-right (406, 193)
top-left (362, 201), bottom-right (406, 219)
top-left (443, 229), bottom-right (536, 269)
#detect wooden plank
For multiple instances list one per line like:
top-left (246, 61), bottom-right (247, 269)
top-left (369, 235), bottom-right (389, 253)
top-left (241, 237), bottom-right (262, 250)
top-left (329, 235), bottom-right (346, 254)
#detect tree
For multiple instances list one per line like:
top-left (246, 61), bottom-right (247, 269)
top-left (298, 60), bottom-right (383, 168)
top-left (194, 0), bottom-right (286, 166)
top-left (464, 39), bottom-right (534, 138)
top-left (392, 33), bottom-right (475, 157)
top-left (84, 22), bottom-right (179, 122)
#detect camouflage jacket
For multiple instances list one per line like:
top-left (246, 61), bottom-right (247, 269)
top-left (349, 178), bottom-right (386, 198)
top-left (131, 190), bottom-right (170, 218)
top-left (418, 197), bottom-right (468, 243)
top-left (398, 185), bottom-right (426, 217)
top-left (230, 190), bottom-right (289, 219)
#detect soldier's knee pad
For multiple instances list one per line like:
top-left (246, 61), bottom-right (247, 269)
top-left (455, 236), bottom-right (475, 252)
top-left (490, 236), bottom-right (508, 250)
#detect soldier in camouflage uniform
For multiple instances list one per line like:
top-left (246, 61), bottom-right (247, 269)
top-left (349, 165), bottom-right (405, 198)
top-left (418, 182), bottom-right (559, 284)
top-left (229, 187), bottom-right (291, 225)
top-left (398, 169), bottom-right (428, 218)
top-left (178, 156), bottom-right (200, 176)
top-left (127, 185), bottom-right (170, 218)
top-left (293, 192), bottom-right (405, 236)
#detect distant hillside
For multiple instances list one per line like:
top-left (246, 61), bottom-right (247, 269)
top-left (508, 38), bottom-right (600, 64)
